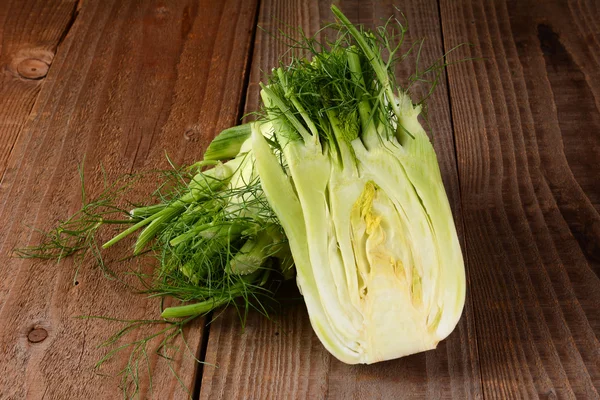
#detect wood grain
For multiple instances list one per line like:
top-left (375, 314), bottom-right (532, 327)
top-left (439, 0), bottom-right (600, 398)
top-left (3, 0), bottom-right (597, 398)
top-left (199, 1), bottom-right (482, 399)
top-left (0, 0), bottom-right (79, 182)
top-left (0, 0), bottom-right (258, 398)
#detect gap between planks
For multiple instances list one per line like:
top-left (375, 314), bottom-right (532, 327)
top-left (192, 1), bottom-right (263, 398)
top-left (435, 0), bottom-right (485, 397)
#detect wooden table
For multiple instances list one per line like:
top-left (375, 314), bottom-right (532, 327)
top-left (1, 0), bottom-right (598, 398)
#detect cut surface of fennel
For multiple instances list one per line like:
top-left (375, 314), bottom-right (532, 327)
top-left (252, 97), bottom-right (465, 364)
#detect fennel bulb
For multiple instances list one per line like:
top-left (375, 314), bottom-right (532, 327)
top-left (251, 5), bottom-right (465, 363)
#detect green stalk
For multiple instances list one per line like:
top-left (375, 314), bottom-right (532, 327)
top-left (134, 203), bottom-right (185, 254)
top-left (161, 296), bottom-right (230, 318)
top-left (331, 5), bottom-right (414, 139)
top-left (168, 222), bottom-right (212, 247)
top-left (182, 171), bottom-right (226, 203)
top-left (203, 124), bottom-right (252, 161)
top-left (259, 83), bottom-right (316, 145)
top-left (276, 68), bottom-right (320, 138)
top-left (129, 204), bottom-right (167, 219)
top-left (102, 211), bottom-right (162, 249)
top-left (324, 108), bottom-right (357, 173)
top-left (161, 270), bottom-right (264, 318)
top-left (346, 48), bottom-right (380, 149)
top-left (228, 229), bottom-right (275, 275)
top-left (170, 221), bottom-right (247, 247)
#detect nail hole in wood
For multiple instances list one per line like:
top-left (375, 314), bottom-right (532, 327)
top-left (184, 128), bottom-right (199, 142)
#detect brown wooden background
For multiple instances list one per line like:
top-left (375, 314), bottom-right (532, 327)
top-left (0, 0), bottom-right (598, 399)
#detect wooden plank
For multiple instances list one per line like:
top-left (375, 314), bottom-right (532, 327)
top-left (439, 0), bottom-right (600, 398)
top-left (0, 0), bottom-right (258, 398)
top-left (199, 1), bottom-right (482, 399)
top-left (0, 0), bottom-right (78, 180)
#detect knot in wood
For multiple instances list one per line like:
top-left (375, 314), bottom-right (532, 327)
top-left (27, 327), bottom-right (48, 343)
top-left (17, 58), bottom-right (49, 80)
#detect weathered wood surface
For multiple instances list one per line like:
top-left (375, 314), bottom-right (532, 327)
top-left (0, 0), bottom-right (257, 398)
top-left (0, 0), bottom-right (598, 399)
top-left (440, 0), bottom-right (600, 398)
top-left (0, 0), bottom-right (79, 182)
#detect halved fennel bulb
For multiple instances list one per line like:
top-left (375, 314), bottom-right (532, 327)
top-left (252, 91), bottom-right (465, 363)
